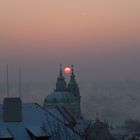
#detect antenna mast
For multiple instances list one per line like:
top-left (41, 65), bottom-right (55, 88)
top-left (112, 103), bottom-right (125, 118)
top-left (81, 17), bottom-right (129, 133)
top-left (19, 68), bottom-right (21, 98)
top-left (6, 64), bottom-right (9, 97)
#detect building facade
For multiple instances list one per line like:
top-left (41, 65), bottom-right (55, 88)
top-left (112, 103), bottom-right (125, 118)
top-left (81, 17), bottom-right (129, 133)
top-left (44, 65), bottom-right (81, 120)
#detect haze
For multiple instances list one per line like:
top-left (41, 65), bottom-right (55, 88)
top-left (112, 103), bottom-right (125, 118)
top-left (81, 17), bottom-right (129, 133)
top-left (0, 0), bottom-right (140, 81)
top-left (0, 0), bottom-right (140, 123)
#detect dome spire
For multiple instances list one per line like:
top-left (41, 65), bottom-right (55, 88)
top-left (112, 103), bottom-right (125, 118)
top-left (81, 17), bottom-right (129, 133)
top-left (69, 65), bottom-right (76, 83)
top-left (59, 64), bottom-right (63, 77)
top-left (55, 64), bottom-right (67, 92)
top-left (67, 65), bottom-right (80, 97)
top-left (71, 65), bottom-right (75, 80)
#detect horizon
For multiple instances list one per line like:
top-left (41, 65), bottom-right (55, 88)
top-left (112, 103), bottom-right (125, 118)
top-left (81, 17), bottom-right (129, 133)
top-left (0, 0), bottom-right (140, 125)
top-left (0, 0), bottom-right (140, 83)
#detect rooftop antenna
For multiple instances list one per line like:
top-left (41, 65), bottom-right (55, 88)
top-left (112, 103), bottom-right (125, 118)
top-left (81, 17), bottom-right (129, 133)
top-left (6, 64), bottom-right (9, 97)
top-left (18, 68), bottom-right (22, 98)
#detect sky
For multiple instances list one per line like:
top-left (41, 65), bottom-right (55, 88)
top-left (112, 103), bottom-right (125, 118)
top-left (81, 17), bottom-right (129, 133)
top-left (0, 0), bottom-right (140, 123)
top-left (0, 0), bottom-right (140, 85)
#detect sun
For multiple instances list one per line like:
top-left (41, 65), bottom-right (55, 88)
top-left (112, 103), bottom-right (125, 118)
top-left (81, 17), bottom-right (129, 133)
top-left (64, 67), bottom-right (71, 74)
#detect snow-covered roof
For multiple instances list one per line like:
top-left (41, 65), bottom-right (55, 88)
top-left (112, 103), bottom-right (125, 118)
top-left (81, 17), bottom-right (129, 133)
top-left (0, 103), bottom-right (84, 140)
top-left (56, 106), bottom-right (76, 124)
top-left (74, 119), bottom-right (90, 137)
top-left (0, 128), bottom-right (13, 139)
top-left (26, 126), bottom-right (50, 137)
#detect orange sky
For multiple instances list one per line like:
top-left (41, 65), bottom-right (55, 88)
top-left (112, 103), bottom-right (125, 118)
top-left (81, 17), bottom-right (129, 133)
top-left (0, 0), bottom-right (140, 81)
top-left (0, 0), bottom-right (140, 42)
top-left (1, 1), bottom-right (140, 120)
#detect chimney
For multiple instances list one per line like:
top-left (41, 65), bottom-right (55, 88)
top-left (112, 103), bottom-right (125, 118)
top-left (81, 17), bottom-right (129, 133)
top-left (3, 97), bottom-right (22, 122)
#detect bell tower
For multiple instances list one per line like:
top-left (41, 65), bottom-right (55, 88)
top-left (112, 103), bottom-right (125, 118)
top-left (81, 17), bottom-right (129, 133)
top-left (67, 65), bottom-right (81, 119)
top-left (55, 64), bottom-right (67, 92)
top-left (67, 65), bottom-right (80, 97)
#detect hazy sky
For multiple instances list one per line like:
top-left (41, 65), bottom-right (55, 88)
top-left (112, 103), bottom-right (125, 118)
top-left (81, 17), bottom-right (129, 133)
top-left (0, 0), bottom-right (140, 84)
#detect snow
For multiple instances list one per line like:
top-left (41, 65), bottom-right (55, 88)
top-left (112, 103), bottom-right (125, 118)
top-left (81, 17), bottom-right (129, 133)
top-left (0, 127), bottom-right (13, 138)
top-left (47, 107), bottom-right (69, 125)
top-left (27, 126), bottom-right (50, 137)
top-left (0, 103), bottom-right (84, 140)
top-left (56, 106), bottom-right (76, 124)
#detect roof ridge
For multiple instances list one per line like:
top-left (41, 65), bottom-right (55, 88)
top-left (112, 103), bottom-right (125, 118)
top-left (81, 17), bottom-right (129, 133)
top-left (35, 103), bottom-right (84, 138)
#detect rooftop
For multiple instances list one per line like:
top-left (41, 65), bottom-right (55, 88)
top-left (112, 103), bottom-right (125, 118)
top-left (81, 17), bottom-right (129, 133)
top-left (0, 102), bottom-right (83, 140)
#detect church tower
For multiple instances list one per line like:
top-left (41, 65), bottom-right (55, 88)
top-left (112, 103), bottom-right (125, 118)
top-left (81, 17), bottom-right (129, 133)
top-left (67, 65), bottom-right (81, 119)
top-left (67, 65), bottom-right (80, 97)
top-left (55, 64), bottom-right (67, 92)
top-left (44, 64), bottom-right (82, 121)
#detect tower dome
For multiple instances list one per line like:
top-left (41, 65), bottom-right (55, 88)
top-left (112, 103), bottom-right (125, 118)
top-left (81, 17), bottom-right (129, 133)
top-left (44, 91), bottom-right (78, 104)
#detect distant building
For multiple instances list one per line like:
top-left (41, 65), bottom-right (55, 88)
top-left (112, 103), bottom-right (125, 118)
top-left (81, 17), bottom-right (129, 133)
top-left (0, 65), bottom-right (115, 140)
top-left (44, 65), bottom-right (81, 120)
top-left (85, 117), bottom-right (114, 140)
top-left (0, 97), bottom-right (84, 140)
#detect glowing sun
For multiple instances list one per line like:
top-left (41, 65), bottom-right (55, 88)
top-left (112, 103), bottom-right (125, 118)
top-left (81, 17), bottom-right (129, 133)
top-left (64, 67), bottom-right (71, 74)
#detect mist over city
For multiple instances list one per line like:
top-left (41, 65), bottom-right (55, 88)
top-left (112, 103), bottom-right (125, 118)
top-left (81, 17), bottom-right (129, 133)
top-left (0, 1), bottom-right (140, 139)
